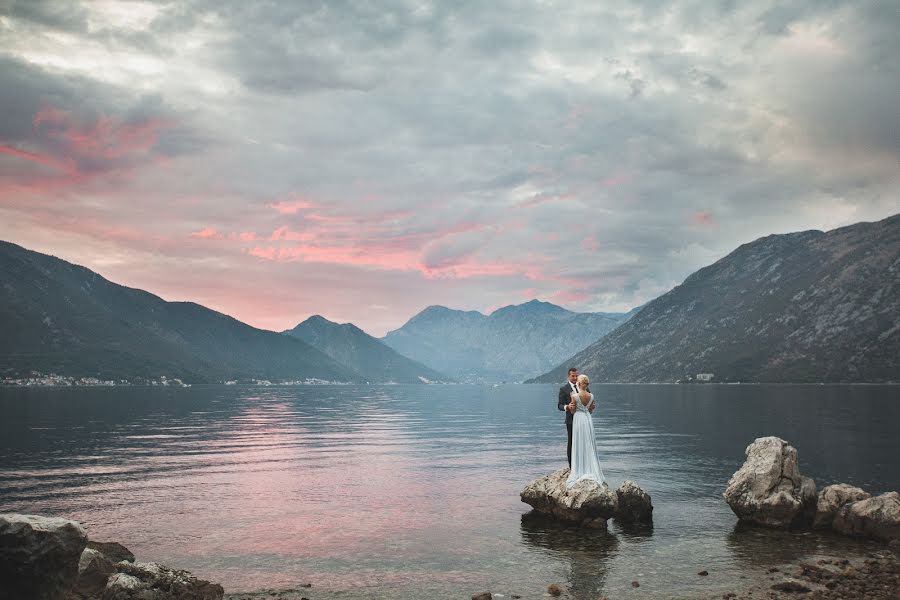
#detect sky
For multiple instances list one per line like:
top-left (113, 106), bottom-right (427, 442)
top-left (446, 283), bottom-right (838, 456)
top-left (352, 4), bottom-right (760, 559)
top-left (0, 1), bottom-right (898, 337)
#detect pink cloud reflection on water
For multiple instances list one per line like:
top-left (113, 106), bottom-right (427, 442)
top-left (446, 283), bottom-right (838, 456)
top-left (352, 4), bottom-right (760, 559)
top-left (154, 398), bottom-right (513, 591)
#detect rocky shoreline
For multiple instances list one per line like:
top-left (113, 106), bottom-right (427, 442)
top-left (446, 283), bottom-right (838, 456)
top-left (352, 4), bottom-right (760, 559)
top-left (698, 544), bottom-right (900, 600)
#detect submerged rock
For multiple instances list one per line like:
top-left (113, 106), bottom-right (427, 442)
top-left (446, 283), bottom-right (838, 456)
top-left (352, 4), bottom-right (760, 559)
top-left (520, 468), bottom-right (617, 528)
top-left (832, 492), bottom-right (900, 542)
top-left (615, 480), bottom-right (653, 523)
top-left (814, 484), bottom-right (872, 529)
top-left (0, 513), bottom-right (88, 600)
top-left (723, 437), bottom-right (816, 528)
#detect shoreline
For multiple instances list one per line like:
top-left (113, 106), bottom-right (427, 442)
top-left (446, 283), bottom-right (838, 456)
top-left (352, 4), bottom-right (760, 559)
top-left (3, 381), bottom-right (899, 388)
top-left (218, 546), bottom-right (900, 600)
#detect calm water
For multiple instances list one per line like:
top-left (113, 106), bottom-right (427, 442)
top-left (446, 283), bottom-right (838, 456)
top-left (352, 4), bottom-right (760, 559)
top-left (0, 384), bottom-right (898, 599)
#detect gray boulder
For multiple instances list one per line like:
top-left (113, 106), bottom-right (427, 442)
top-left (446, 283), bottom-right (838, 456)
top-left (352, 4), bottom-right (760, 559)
top-left (520, 468), bottom-right (618, 529)
top-left (73, 548), bottom-right (116, 598)
top-left (832, 491), bottom-right (900, 542)
top-left (86, 541), bottom-right (135, 564)
top-left (0, 513), bottom-right (88, 600)
top-left (615, 480), bottom-right (653, 523)
top-left (813, 484), bottom-right (871, 529)
top-left (723, 437), bottom-right (816, 528)
top-left (103, 561), bottom-right (224, 600)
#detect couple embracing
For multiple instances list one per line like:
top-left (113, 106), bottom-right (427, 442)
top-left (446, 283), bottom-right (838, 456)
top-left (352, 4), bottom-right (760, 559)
top-left (557, 367), bottom-right (605, 488)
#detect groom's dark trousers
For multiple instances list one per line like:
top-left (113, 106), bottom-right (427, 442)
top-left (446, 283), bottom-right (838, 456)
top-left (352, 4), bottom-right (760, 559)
top-left (558, 384), bottom-right (574, 467)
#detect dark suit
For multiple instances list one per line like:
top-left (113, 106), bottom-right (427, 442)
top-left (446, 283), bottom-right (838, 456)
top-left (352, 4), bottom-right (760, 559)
top-left (558, 382), bottom-right (577, 466)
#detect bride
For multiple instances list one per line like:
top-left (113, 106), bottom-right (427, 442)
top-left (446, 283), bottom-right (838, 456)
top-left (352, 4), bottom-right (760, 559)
top-left (566, 374), bottom-right (606, 488)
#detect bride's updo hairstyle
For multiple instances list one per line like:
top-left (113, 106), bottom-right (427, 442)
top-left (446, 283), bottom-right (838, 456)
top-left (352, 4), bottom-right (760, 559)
top-left (576, 374), bottom-right (590, 392)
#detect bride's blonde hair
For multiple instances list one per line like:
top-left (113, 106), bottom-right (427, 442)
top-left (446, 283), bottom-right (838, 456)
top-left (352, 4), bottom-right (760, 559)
top-left (576, 374), bottom-right (590, 391)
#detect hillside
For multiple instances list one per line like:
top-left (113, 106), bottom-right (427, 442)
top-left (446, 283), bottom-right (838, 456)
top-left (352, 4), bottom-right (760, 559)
top-left (0, 241), bottom-right (359, 383)
top-left (530, 214), bottom-right (900, 383)
top-left (285, 315), bottom-right (449, 383)
top-left (382, 300), bottom-right (630, 382)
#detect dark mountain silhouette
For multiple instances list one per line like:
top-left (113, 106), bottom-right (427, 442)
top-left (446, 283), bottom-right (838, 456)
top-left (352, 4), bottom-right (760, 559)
top-left (284, 315), bottom-right (449, 383)
top-left (530, 214), bottom-right (900, 383)
top-left (0, 241), bottom-right (359, 383)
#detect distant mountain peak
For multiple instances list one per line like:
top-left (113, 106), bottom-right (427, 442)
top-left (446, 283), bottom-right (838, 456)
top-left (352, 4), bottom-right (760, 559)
top-left (286, 312), bottom-right (449, 383)
top-left (490, 299), bottom-right (566, 316)
top-left (299, 314), bottom-right (338, 327)
top-left (382, 299), bottom-right (631, 382)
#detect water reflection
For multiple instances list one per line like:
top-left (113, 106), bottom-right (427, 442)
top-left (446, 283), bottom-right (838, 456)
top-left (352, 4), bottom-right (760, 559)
top-left (611, 519), bottom-right (654, 541)
top-left (520, 512), bottom-right (620, 599)
top-left (724, 521), bottom-right (882, 567)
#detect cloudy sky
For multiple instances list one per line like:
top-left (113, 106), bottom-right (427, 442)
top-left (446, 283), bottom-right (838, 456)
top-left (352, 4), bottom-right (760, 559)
top-left (0, 1), bottom-right (897, 336)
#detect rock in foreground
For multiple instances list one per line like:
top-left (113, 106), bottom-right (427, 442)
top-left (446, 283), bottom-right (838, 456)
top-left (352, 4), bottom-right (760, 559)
top-left (74, 548), bottom-right (116, 598)
top-left (813, 484), bottom-right (872, 529)
top-left (104, 561), bottom-right (224, 600)
top-left (0, 513), bottom-right (88, 600)
top-left (832, 492), bottom-right (900, 542)
top-left (86, 541), bottom-right (135, 564)
top-left (0, 513), bottom-right (223, 600)
top-left (723, 437), bottom-right (816, 528)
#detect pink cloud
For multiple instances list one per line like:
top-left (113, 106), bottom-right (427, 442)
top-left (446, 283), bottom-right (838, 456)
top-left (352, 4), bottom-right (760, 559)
top-left (245, 243), bottom-right (420, 271)
top-left (191, 227), bottom-right (220, 239)
top-left (0, 107), bottom-right (177, 207)
top-left (269, 226), bottom-right (315, 241)
top-left (33, 108), bottom-right (171, 165)
top-left (268, 198), bottom-right (316, 214)
top-left (0, 143), bottom-right (76, 174)
top-left (580, 236), bottom-right (600, 252)
top-left (692, 210), bottom-right (715, 227)
top-left (191, 228), bottom-right (260, 241)
top-left (600, 174), bottom-right (630, 188)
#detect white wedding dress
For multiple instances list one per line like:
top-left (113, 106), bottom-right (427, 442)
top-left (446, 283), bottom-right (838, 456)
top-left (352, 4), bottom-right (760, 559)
top-left (565, 391), bottom-right (606, 488)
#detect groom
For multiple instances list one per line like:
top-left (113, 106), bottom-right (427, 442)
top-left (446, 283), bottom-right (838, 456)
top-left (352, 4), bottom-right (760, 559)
top-left (558, 367), bottom-right (592, 467)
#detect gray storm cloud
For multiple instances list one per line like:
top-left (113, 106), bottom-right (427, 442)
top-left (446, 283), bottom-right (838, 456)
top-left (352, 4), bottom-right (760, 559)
top-left (0, 0), bottom-right (897, 335)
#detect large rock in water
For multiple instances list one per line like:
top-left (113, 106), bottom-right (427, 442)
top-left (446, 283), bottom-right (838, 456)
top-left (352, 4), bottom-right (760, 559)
top-left (520, 468), bottom-right (618, 528)
top-left (723, 437), bottom-right (817, 528)
top-left (616, 480), bottom-right (653, 523)
top-left (832, 492), bottom-right (900, 542)
top-left (0, 513), bottom-right (88, 600)
top-left (103, 561), bottom-right (224, 600)
top-left (813, 484), bottom-right (872, 529)
top-left (74, 548), bottom-right (116, 597)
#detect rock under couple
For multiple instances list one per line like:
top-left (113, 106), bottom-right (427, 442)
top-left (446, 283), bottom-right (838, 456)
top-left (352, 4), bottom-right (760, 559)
top-left (558, 367), bottom-right (606, 488)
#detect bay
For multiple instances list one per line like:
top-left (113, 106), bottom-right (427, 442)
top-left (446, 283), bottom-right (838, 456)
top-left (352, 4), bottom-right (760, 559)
top-left (0, 383), bottom-right (897, 599)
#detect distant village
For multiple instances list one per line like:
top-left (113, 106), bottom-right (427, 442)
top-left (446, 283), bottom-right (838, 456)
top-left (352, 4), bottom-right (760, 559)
top-left (0, 373), bottom-right (191, 387)
top-left (0, 372), bottom-right (350, 387)
top-left (678, 373), bottom-right (716, 383)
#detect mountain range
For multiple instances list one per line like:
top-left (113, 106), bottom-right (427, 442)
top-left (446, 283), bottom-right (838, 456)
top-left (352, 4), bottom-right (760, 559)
top-left (3, 213), bottom-right (896, 385)
top-left (531, 213), bottom-right (900, 383)
top-left (0, 241), bottom-right (357, 383)
top-left (284, 315), bottom-right (448, 383)
top-left (381, 300), bottom-right (634, 382)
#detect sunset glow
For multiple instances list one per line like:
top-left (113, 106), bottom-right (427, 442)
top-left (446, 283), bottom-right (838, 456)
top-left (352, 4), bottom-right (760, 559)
top-left (1, 2), bottom-right (897, 336)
